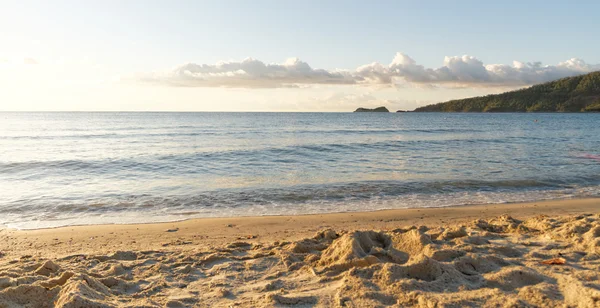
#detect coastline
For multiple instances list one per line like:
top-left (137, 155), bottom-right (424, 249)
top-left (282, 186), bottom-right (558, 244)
top-left (2, 197), bottom-right (598, 259)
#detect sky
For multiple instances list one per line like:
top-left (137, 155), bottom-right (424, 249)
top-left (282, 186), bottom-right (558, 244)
top-left (1, 0), bottom-right (600, 112)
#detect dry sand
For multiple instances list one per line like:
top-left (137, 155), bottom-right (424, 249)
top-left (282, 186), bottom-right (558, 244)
top-left (0, 198), bottom-right (599, 307)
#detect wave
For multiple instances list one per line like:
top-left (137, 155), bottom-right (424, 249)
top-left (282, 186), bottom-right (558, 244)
top-left (2, 179), bottom-right (599, 229)
top-left (2, 178), bottom-right (599, 215)
top-left (2, 135), bottom-right (598, 178)
top-left (0, 137), bottom-right (523, 174)
top-left (0, 127), bottom-right (486, 140)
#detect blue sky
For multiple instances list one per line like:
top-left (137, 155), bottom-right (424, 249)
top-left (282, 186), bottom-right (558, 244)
top-left (1, 0), bottom-right (599, 111)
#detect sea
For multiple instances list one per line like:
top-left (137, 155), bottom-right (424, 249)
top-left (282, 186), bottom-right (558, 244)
top-left (1, 112), bottom-right (599, 229)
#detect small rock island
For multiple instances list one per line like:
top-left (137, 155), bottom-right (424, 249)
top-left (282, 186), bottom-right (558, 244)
top-left (354, 106), bottom-right (389, 112)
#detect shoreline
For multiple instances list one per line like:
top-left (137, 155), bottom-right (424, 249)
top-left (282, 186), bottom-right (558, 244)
top-left (5, 196), bottom-right (599, 232)
top-left (1, 197), bottom-right (598, 260)
top-left (1, 197), bottom-right (600, 306)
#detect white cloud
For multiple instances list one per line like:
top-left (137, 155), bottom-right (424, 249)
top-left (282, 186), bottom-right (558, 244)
top-left (139, 53), bottom-right (600, 89)
top-left (140, 57), bottom-right (355, 88)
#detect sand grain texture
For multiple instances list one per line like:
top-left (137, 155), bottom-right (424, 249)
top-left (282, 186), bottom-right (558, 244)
top-left (2, 208), bottom-right (600, 307)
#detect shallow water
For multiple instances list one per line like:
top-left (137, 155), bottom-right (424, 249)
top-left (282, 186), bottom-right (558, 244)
top-left (1, 112), bottom-right (599, 229)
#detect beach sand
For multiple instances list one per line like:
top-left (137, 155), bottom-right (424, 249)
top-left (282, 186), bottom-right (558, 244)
top-left (1, 198), bottom-right (599, 307)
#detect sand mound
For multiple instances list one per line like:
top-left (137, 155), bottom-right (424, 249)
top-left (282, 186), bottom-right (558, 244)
top-left (391, 228), bottom-right (432, 255)
top-left (318, 231), bottom-right (407, 272)
top-left (2, 213), bottom-right (600, 307)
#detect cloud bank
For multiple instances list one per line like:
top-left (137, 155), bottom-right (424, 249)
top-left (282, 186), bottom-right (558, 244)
top-left (141, 53), bottom-right (600, 88)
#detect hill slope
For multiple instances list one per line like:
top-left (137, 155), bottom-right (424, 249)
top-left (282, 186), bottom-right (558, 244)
top-left (414, 71), bottom-right (600, 112)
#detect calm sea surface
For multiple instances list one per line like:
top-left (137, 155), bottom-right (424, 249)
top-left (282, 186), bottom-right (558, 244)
top-left (1, 112), bottom-right (599, 229)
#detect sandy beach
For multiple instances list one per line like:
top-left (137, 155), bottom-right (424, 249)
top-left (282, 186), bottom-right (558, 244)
top-left (1, 198), bottom-right (600, 307)
top-left (4, 2), bottom-right (600, 307)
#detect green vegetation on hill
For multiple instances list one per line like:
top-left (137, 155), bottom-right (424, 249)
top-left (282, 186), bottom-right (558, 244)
top-left (414, 71), bottom-right (600, 112)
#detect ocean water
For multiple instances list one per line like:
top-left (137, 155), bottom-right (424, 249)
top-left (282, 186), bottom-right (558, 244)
top-left (1, 112), bottom-right (599, 229)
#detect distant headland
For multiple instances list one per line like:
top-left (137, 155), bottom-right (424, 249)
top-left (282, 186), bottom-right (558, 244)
top-left (354, 106), bottom-right (390, 112)
top-left (414, 71), bottom-right (600, 112)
